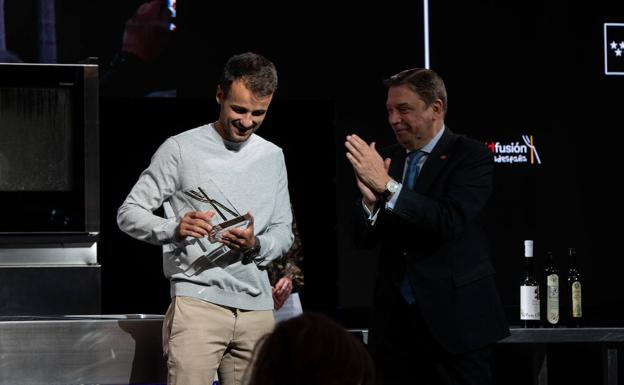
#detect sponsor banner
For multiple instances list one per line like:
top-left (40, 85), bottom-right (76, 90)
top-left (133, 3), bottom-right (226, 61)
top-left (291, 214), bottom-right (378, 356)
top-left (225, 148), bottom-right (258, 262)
top-left (485, 135), bottom-right (541, 165)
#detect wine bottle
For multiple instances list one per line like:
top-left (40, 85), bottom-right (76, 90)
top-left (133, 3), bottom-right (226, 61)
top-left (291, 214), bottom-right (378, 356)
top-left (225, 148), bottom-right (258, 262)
top-left (520, 240), bottom-right (540, 327)
top-left (567, 247), bottom-right (583, 327)
top-left (544, 251), bottom-right (559, 327)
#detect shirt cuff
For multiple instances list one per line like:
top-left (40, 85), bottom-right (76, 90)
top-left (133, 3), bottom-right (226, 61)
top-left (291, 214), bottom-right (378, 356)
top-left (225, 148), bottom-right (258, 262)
top-left (362, 200), bottom-right (380, 225)
top-left (384, 182), bottom-right (404, 212)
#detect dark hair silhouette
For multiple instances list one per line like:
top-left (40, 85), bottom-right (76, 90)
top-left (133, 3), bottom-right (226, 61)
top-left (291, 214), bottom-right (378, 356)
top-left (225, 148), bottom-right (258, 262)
top-left (246, 312), bottom-right (375, 385)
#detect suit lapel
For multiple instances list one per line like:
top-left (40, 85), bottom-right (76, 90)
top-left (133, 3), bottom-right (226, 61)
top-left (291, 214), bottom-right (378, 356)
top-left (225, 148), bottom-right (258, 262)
top-left (414, 129), bottom-right (457, 194)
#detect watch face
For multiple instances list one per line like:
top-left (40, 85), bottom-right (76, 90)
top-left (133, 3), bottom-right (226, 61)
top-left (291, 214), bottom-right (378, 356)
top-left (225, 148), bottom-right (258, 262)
top-left (387, 180), bottom-right (399, 193)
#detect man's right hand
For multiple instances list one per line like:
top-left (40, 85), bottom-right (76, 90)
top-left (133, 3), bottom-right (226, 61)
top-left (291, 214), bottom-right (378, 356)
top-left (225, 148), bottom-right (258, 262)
top-left (175, 211), bottom-right (215, 240)
top-left (355, 155), bottom-right (392, 212)
top-left (346, 136), bottom-right (392, 211)
top-left (356, 174), bottom-right (379, 211)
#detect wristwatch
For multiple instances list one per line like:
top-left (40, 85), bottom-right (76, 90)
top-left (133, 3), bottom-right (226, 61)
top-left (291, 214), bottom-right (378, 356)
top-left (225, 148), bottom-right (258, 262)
top-left (242, 238), bottom-right (261, 264)
top-left (381, 179), bottom-right (400, 200)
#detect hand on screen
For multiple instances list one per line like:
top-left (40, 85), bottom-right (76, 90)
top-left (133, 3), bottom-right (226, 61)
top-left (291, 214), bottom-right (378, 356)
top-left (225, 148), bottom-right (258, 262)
top-left (122, 0), bottom-right (171, 63)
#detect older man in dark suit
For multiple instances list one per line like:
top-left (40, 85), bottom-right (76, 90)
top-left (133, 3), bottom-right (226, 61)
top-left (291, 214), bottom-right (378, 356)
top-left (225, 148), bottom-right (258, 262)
top-left (345, 68), bottom-right (509, 385)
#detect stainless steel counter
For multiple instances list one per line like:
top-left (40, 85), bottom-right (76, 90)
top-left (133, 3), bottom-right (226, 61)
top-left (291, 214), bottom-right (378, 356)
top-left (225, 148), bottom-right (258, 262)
top-left (348, 326), bottom-right (624, 385)
top-left (0, 315), bottom-right (166, 385)
top-left (500, 326), bottom-right (624, 385)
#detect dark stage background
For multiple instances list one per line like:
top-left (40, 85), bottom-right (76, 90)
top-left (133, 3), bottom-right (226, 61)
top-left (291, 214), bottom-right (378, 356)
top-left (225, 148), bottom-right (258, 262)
top-left (3, 0), bottom-right (624, 383)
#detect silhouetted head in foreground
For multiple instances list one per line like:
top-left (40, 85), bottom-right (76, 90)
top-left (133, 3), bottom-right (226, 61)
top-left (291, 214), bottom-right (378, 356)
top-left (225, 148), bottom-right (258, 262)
top-left (246, 312), bottom-right (375, 385)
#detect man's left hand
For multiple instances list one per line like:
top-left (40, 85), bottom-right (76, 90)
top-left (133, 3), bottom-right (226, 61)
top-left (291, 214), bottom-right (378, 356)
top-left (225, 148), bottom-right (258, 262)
top-left (345, 134), bottom-right (390, 194)
top-left (219, 212), bottom-right (257, 252)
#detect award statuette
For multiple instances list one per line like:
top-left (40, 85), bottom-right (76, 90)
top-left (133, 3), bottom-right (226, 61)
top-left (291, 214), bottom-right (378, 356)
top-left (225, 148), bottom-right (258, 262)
top-left (183, 187), bottom-right (251, 243)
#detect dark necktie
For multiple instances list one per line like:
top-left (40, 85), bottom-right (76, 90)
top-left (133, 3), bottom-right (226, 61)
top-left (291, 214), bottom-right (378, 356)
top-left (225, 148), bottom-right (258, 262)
top-left (400, 150), bottom-right (425, 304)
top-left (404, 150), bottom-right (425, 190)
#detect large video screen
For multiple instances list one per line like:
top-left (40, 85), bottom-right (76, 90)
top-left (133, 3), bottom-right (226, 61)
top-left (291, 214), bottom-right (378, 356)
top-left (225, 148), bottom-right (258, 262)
top-left (335, 1), bottom-right (624, 322)
top-left (0, 87), bottom-right (74, 192)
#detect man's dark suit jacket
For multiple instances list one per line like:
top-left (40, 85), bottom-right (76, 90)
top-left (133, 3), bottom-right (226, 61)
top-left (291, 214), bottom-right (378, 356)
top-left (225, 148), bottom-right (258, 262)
top-left (356, 128), bottom-right (509, 355)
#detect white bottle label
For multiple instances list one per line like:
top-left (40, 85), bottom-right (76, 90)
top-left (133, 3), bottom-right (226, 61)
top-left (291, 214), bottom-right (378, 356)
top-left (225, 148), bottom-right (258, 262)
top-left (520, 285), bottom-right (540, 320)
top-left (546, 274), bottom-right (559, 324)
top-left (572, 281), bottom-right (582, 318)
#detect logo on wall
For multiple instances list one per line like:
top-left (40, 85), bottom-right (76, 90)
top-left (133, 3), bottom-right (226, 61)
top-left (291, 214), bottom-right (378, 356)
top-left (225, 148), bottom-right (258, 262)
top-left (485, 135), bottom-right (542, 165)
top-left (604, 23), bottom-right (624, 75)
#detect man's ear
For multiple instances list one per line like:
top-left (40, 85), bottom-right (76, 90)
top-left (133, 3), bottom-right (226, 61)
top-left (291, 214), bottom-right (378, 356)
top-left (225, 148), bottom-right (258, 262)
top-left (216, 85), bottom-right (223, 104)
top-left (431, 99), bottom-right (444, 118)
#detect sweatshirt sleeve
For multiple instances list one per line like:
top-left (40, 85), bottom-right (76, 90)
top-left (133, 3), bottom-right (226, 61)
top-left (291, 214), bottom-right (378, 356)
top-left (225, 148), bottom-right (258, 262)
top-left (254, 150), bottom-right (294, 267)
top-left (117, 137), bottom-right (181, 245)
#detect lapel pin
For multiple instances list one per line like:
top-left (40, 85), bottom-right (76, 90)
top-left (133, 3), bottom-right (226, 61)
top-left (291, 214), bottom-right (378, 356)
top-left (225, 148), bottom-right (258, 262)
top-left (440, 155), bottom-right (448, 160)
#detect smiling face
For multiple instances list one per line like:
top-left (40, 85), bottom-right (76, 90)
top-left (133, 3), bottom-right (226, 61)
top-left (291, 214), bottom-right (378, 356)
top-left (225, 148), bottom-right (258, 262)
top-left (386, 84), bottom-right (444, 151)
top-left (214, 79), bottom-right (273, 143)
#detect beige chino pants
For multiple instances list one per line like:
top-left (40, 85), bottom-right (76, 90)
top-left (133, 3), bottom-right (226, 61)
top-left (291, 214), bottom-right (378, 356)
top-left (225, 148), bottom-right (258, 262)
top-left (162, 296), bottom-right (274, 385)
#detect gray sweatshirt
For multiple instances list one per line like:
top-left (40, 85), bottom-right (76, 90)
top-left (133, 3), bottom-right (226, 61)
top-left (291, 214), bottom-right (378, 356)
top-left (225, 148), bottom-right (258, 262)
top-left (117, 123), bottom-right (293, 310)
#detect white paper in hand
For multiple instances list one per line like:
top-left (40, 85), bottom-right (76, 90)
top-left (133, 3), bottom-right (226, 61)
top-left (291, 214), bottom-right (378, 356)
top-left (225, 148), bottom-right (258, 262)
top-left (274, 293), bottom-right (303, 323)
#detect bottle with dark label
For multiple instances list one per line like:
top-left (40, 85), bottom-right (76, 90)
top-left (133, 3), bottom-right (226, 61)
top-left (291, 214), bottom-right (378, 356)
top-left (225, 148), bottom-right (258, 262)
top-left (567, 247), bottom-right (583, 327)
top-left (520, 240), bottom-right (540, 327)
top-left (544, 251), bottom-right (559, 327)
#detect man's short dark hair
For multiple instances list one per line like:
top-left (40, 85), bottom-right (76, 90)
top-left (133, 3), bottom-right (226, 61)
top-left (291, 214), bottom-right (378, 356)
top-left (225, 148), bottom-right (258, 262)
top-left (384, 68), bottom-right (448, 113)
top-left (220, 52), bottom-right (278, 97)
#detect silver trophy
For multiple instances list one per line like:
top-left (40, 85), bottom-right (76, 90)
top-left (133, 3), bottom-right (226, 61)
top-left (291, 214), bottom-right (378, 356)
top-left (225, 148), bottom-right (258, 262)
top-left (182, 187), bottom-right (250, 243)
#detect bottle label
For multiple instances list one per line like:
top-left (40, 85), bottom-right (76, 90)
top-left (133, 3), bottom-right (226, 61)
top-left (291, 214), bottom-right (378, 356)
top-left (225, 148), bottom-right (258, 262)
top-left (547, 274), bottom-right (559, 324)
top-left (572, 281), bottom-right (582, 318)
top-left (520, 285), bottom-right (540, 320)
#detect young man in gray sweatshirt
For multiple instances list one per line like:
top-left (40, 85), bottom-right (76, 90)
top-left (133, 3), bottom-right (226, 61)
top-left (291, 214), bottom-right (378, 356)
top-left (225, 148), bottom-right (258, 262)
top-left (117, 52), bottom-right (293, 385)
